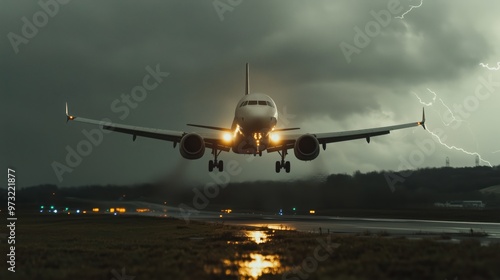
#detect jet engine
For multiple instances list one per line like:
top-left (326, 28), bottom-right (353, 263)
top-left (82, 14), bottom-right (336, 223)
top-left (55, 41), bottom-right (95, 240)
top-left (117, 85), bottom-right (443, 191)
top-left (179, 133), bottom-right (205, 159)
top-left (294, 134), bottom-right (320, 161)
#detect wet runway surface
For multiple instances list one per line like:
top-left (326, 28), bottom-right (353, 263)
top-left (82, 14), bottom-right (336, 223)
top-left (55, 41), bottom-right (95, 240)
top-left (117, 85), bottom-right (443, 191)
top-left (191, 213), bottom-right (500, 241)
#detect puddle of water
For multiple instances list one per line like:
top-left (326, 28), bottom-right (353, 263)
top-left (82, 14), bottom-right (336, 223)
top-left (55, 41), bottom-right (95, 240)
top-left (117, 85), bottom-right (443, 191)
top-left (245, 230), bottom-right (269, 244)
top-left (206, 229), bottom-right (290, 279)
top-left (481, 240), bottom-right (491, 246)
top-left (217, 253), bottom-right (285, 279)
top-left (241, 223), bottom-right (296, 231)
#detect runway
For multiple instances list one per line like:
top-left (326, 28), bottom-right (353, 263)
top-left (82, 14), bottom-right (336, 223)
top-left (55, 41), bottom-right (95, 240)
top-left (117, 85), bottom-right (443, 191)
top-left (188, 212), bottom-right (500, 243)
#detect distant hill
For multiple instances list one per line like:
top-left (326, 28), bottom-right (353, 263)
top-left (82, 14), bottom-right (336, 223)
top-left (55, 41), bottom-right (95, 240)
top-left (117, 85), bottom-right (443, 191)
top-left (15, 166), bottom-right (500, 212)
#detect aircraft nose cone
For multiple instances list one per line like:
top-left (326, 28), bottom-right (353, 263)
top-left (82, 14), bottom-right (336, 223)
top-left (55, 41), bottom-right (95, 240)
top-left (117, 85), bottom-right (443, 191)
top-left (243, 116), bottom-right (275, 131)
top-left (248, 116), bottom-right (269, 126)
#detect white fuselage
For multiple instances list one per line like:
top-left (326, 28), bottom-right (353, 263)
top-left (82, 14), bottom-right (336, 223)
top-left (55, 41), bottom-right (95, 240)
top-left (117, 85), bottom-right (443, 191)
top-left (231, 93), bottom-right (278, 154)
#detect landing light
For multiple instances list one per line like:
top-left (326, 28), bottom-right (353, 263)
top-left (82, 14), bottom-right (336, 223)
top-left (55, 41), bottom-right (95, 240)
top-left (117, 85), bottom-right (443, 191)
top-left (270, 133), bottom-right (280, 143)
top-left (223, 132), bottom-right (232, 142)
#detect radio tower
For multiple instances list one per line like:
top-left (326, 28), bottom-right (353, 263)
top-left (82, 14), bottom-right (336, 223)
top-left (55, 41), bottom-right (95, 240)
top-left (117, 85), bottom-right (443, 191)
top-left (446, 157), bottom-right (450, 167)
top-left (475, 155), bottom-right (480, 167)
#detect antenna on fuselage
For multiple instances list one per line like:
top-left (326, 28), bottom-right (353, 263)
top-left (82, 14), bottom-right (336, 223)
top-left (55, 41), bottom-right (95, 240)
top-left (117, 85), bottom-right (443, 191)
top-left (245, 63), bottom-right (250, 95)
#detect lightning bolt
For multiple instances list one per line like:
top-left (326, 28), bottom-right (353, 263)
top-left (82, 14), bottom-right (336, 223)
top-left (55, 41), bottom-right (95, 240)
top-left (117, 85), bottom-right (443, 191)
top-left (437, 96), bottom-right (465, 127)
top-left (413, 89), bottom-right (492, 167)
top-left (414, 88), bottom-right (465, 127)
top-left (479, 62), bottom-right (500, 71)
top-left (426, 125), bottom-right (493, 167)
top-left (396, 0), bottom-right (423, 19)
top-left (412, 88), bottom-right (435, 106)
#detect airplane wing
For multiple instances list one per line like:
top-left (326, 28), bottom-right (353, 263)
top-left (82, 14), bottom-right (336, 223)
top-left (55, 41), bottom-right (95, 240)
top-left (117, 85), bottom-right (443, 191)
top-left (267, 108), bottom-right (426, 152)
top-left (65, 103), bottom-right (231, 151)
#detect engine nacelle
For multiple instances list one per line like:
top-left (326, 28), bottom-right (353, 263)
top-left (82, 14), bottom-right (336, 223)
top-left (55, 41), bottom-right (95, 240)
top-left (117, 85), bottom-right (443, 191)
top-left (294, 134), bottom-right (320, 161)
top-left (179, 133), bottom-right (205, 159)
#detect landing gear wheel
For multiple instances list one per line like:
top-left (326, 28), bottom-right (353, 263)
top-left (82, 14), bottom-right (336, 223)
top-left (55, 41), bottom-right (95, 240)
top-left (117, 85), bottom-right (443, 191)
top-left (209, 148), bottom-right (223, 172)
top-left (275, 150), bottom-right (291, 173)
top-left (285, 161), bottom-right (291, 173)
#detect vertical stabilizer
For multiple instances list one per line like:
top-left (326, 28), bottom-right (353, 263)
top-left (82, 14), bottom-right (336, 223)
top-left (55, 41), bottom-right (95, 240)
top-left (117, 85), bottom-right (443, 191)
top-left (245, 63), bottom-right (250, 95)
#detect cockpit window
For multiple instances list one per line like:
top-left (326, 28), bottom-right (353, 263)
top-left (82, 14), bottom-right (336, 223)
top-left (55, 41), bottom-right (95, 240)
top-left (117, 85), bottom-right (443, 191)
top-left (243, 100), bottom-right (274, 107)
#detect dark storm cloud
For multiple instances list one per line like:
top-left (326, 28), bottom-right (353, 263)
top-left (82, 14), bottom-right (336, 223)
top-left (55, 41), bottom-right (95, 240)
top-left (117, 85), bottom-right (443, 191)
top-left (2, 0), bottom-right (499, 187)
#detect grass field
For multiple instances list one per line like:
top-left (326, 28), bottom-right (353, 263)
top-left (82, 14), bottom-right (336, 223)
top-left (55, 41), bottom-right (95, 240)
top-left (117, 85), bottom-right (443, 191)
top-left (1, 213), bottom-right (499, 280)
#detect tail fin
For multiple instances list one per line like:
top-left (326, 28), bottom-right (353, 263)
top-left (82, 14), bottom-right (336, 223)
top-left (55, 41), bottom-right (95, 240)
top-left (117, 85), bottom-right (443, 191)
top-left (245, 63), bottom-right (250, 95)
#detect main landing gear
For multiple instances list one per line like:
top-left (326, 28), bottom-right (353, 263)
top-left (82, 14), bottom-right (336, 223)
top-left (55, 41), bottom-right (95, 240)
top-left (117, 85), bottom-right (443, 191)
top-left (209, 148), bottom-right (223, 172)
top-left (275, 150), bottom-right (290, 173)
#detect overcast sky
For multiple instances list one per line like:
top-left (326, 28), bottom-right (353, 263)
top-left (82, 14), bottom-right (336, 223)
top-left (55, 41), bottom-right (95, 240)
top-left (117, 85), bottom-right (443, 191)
top-left (2, 0), bottom-right (499, 188)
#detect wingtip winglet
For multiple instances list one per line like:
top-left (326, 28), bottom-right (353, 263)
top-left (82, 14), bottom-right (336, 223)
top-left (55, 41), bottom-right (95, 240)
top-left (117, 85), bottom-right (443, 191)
top-left (65, 102), bottom-right (75, 122)
top-left (420, 107), bottom-right (426, 130)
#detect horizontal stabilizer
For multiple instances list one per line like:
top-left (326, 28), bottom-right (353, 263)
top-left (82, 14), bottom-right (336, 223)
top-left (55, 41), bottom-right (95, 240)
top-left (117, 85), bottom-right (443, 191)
top-left (187, 124), bottom-right (232, 132)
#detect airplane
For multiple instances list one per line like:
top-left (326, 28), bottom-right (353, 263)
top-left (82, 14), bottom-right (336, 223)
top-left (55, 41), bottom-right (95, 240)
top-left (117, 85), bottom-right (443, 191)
top-left (66, 63), bottom-right (426, 173)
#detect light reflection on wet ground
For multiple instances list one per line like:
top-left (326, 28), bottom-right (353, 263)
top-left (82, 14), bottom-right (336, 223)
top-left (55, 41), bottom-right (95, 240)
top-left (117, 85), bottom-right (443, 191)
top-left (205, 229), bottom-right (290, 279)
top-left (245, 230), bottom-right (269, 244)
